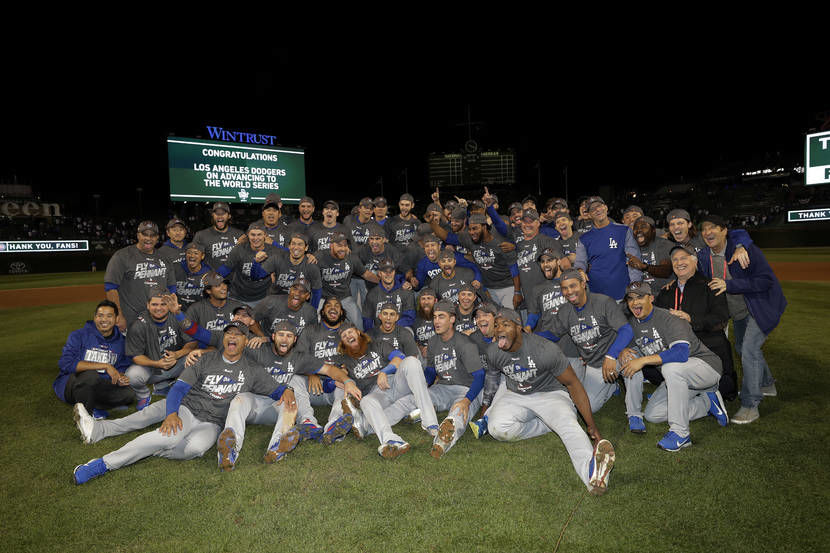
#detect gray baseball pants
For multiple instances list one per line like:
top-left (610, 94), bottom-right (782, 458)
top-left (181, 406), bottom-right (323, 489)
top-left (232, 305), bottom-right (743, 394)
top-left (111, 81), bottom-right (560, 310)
top-left (101, 405), bottom-right (219, 471)
top-left (126, 358), bottom-right (187, 400)
top-left (572, 358), bottom-right (644, 418)
top-left (487, 388), bottom-right (595, 490)
top-left (644, 358), bottom-right (719, 437)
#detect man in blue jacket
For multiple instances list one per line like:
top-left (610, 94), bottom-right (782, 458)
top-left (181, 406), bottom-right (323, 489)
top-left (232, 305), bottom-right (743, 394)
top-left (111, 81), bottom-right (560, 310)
top-left (698, 215), bottom-right (787, 424)
top-left (55, 300), bottom-right (135, 418)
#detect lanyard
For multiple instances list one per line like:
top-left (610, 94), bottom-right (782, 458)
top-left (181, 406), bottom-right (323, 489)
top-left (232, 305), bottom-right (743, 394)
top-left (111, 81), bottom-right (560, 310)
top-left (709, 254), bottom-right (726, 279)
top-left (674, 286), bottom-right (683, 310)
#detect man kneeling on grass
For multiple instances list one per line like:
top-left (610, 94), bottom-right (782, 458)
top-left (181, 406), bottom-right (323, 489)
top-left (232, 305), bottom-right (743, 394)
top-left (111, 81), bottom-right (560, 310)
top-left (619, 281), bottom-right (729, 452)
top-left (72, 322), bottom-right (295, 484)
top-left (484, 308), bottom-right (615, 496)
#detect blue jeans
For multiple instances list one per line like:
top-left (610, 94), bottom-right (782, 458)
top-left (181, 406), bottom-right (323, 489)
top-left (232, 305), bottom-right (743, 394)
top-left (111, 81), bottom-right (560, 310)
top-left (733, 315), bottom-right (774, 408)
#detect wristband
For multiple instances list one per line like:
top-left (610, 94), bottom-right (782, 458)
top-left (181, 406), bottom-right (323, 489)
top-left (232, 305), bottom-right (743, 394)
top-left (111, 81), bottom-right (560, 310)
top-left (514, 290), bottom-right (523, 295)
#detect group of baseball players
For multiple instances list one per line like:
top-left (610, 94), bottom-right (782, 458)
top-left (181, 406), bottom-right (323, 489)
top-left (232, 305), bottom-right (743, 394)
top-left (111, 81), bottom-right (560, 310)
top-left (59, 189), bottom-right (786, 497)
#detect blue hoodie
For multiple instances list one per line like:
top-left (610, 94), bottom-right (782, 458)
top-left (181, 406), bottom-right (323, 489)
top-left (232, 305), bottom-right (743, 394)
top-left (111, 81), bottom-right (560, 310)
top-left (698, 240), bottom-right (786, 335)
top-left (54, 321), bottom-right (132, 402)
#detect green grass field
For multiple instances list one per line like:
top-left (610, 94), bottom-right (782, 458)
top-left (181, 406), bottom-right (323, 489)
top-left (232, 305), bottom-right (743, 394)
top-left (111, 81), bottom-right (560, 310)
top-left (1, 275), bottom-right (829, 552)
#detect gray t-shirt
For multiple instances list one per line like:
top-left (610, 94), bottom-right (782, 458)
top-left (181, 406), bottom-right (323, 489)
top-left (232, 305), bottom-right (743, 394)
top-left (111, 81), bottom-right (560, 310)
top-left (224, 242), bottom-right (281, 302)
top-left (125, 311), bottom-right (192, 360)
top-left (454, 231), bottom-right (517, 289)
top-left (552, 292), bottom-right (628, 366)
top-left (192, 226), bottom-right (244, 269)
top-left (252, 294), bottom-right (318, 337)
top-left (363, 285), bottom-right (415, 328)
top-left (185, 298), bottom-right (246, 347)
top-left (627, 306), bottom-right (723, 375)
top-left (105, 245), bottom-right (176, 327)
top-left (367, 326), bottom-right (419, 360)
top-left (425, 331), bottom-right (480, 387)
top-left (454, 310), bottom-right (477, 335)
top-left (296, 322), bottom-right (343, 365)
top-left (385, 215), bottom-right (419, 248)
top-left (262, 252), bottom-right (322, 296)
top-left (557, 233), bottom-right (580, 257)
top-left (515, 233), bottom-right (564, 299)
top-left (413, 317), bottom-right (435, 348)
top-left (344, 217), bottom-right (374, 248)
top-left (156, 243), bottom-right (187, 267)
top-left (244, 345), bottom-right (324, 386)
top-left (316, 251), bottom-right (367, 299)
top-left (307, 222), bottom-right (348, 254)
top-left (527, 279), bottom-right (578, 357)
top-left (639, 236), bottom-right (674, 293)
top-left (429, 267), bottom-right (478, 304)
top-left (172, 262), bottom-right (209, 311)
top-left (252, 218), bottom-right (293, 249)
top-left (179, 350), bottom-right (278, 426)
top-left (340, 349), bottom-right (386, 395)
top-left (485, 333), bottom-right (568, 398)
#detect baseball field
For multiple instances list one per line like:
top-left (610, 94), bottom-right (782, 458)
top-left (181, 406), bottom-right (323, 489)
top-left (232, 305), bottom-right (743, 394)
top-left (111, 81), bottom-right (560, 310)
top-left (2, 248), bottom-right (828, 553)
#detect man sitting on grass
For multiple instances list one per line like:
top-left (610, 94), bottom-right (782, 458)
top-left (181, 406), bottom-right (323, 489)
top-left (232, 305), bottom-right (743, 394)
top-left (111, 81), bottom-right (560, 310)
top-left (72, 322), bottom-right (296, 484)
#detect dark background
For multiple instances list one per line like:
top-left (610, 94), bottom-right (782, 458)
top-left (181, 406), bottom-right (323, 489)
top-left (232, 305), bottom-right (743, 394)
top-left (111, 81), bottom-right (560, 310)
top-left (3, 40), bottom-right (827, 218)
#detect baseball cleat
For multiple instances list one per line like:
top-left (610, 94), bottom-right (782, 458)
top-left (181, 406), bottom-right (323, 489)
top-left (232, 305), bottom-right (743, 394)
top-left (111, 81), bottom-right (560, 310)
top-left (406, 409), bottom-right (422, 424)
top-left (761, 383), bottom-right (778, 397)
top-left (707, 391), bottom-right (729, 426)
top-left (469, 416), bottom-right (488, 439)
top-left (136, 396), bottom-right (151, 411)
top-left (423, 424), bottom-right (439, 437)
top-left (731, 406), bottom-right (760, 425)
top-left (628, 416), bottom-right (646, 434)
top-left (263, 428), bottom-right (301, 464)
top-left (378, 440), bottom-right (411, 460)
top-left (296, 421), bottom-right (324, 443)
top-left (73, 403), bottom-right (95, 444)
top-left (657, 431), bottom-right (692, 452)
top-left (340, 397), bottom-right (365, 440)
top-left (430, 419), bottom-right (455, 459)
top-left (73, 458), bottom-right (107, 485)
top-left (588, 439), bottom-right (615, 496)
top-left (92, 409), bottom-right (108, 420)
top-left (322, 414), bottom-right (353, 445)
top-left (217, 428), bottom-right (238, 472)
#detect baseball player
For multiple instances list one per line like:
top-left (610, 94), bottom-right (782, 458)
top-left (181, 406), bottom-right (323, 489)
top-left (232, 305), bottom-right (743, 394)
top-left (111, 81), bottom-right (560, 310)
top-left (509, 208), bottom-right (564, 313)
top-left (525, 248), bottom-right (579, 361)
top-left (428, 211), bottom-right (519, 309)
top-left (290, 196), bottom-right (316, 233)
top-left (124, 287), bottom-right (199, 409)
top-left (155, 217), bottom-right (189, 266)
top-left (72, 322), bottom-right (294, 484)
top-left (358, 225), bottom-right (406, 289)
top-left (413, 288), bottom-right (437, 359)
top-left (362, 258), bottom-right (416, 331)
top-left (574, 196), bottom-right (642, 302)
top-left (171, 243), bottom-right (211, 311)
top-left (620, 281), bottom-right (728, 450)
top-left (323, 323), bottom-right (439, 459)
top-left (429, 249), bottom-right (483, 304)
top-left (105, 220), bottom-right (176, 331)
top-left (262, 232), bottom-right (323, 307)
top-left (626, 216), bottom-right (674, 293)
top-left (552, 211), bottom-right (579, 267)
top-left (216, 320), bottom-right (361, 470)
top-left (389, 300), bottom-right (485, 459)
top-left (307, 200), bottom-right (348, 254)
top-left (191, 202), bottom-right (244, 270)
top-left (546, 269), bottom-right (645, 433)
top-left (253, 193), bottom-right (293, 249)
top-left (55, 300), bottom-right (134, 419)
top-left (210, 222), bottom-right (282, 308)
top-left (253, 278), bottom-right (318, 337)
top-left (454, 283), bottom-right (479, 335)
top-left (296, 296), bottom-right (349, 409)
top-left (410, 234), bottom-right (483, 292)
top-left (372, 196), bottom-right (389, 226)
top-left (184, 271), bottom-right (245, 348)
top-left (385, 193), bottom-right (419, 248)
top-left (315, 231), bottom-right (379, 330)
top-left (484, 308), bottom-right (616, 495)
top-left (366, 303), bottom-right (420, 362)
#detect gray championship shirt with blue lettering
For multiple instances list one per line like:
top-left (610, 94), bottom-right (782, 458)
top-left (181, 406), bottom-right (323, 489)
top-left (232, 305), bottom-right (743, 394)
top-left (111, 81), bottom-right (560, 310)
top-left (125, 311), bottom-right (192, 360)
top-left (179, 350), bottom-right (279, 426)
top-left (550, 292), bottom-right (627, 367)
top-left (425, 331), bottom-right (480, 387)
top-left (192, 226), bottom-right (244, 270)
top-left (105, 245), bottom-right (176, 327)
top-left (485, 333), bottom-right (568, 401)
top-left (627, 307), bottom-right (722, 375)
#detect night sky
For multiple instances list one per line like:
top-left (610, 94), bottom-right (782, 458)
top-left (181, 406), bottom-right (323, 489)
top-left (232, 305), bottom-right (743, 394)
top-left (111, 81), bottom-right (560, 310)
top-left (3, 41), bottom-right (827, 217)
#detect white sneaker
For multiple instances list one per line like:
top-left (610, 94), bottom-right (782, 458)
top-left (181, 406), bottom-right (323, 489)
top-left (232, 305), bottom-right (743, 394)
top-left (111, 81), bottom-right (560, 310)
top-left (73, 403), bottom-right (94, 444)
top-left (732, 406), bottom-right (760, 424)
top-left (341, 396), bottom-right (364, 440)
top-left (761, 383), bottom-right (778, 397)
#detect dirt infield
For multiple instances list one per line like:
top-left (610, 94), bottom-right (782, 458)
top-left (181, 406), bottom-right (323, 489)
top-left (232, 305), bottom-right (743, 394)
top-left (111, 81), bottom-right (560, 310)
top-left (0, 284), bottom-right (104, 308)
top-left (0, 262), bottom-right (827, 309)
